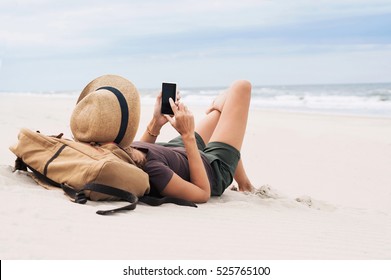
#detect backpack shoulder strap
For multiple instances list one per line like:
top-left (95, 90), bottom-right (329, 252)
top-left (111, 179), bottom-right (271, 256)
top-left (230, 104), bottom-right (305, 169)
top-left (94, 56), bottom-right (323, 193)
top-left (83, 183), bottom-right (138, 215)
top-left (13, 157), bottom-right (138, 215)
top-left (139, 196), bottom-right (197, 208)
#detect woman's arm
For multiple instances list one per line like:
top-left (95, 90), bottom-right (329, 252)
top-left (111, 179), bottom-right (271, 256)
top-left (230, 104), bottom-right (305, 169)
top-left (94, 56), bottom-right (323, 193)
top-left (140, 91), bottom-right (182, 143)
top-left (140, 117), bottom-right (163, 143)
top-left (139, 92), bottom-right (167, 143)
top-left (162, 99), bottom-right (211, 202)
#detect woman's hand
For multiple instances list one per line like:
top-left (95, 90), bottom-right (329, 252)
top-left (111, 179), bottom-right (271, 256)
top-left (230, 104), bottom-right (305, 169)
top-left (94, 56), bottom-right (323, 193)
top-left (164, 98), bottom-right (194, 138)
top-left (152, 91), bottom-right (169, 128)
top-left (152, 91), bottom-right (181, 128)
top-left (141, 90), bottom-right (182, 143)
top-left (162, 98), bottom-right (211, 203)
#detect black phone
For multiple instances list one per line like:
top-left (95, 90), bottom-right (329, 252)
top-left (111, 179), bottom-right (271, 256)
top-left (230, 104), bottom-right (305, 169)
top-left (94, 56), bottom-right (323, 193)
top-left (161, 82), bottom-right (177, 115)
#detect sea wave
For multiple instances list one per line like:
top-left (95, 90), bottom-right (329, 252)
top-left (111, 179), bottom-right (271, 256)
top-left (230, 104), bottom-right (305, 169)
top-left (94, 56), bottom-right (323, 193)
top-left (1, 83), bottom-right (391, 117)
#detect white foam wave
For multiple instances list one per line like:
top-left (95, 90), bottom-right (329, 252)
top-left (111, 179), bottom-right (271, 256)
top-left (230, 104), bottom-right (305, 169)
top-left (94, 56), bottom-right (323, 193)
top-left (2, 83), bottom-right (391, 117)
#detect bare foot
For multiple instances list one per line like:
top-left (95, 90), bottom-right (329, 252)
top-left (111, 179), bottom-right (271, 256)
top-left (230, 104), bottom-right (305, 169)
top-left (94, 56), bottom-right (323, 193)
top-left (205, 89), bottom-right (228, 114)
top-left (238, 181), bottom-right (254, 192)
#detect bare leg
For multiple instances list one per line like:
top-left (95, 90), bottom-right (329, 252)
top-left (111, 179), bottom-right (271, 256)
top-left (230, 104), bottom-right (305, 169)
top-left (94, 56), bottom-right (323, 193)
top-left (196, 111), bottom-right (253, 191)
top-left (195, 80), bottom-right (254, 192)
top-left (195, 110), bottom-right (220, 144)
top-left (209, 80), bottom-right (251, 151)
top-left (234, 160), bottom-right (254, 192)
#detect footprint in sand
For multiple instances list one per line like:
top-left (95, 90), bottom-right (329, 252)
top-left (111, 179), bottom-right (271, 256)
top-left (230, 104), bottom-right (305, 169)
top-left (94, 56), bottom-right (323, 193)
top-left (296, 195), bottom-right (336, 211)
top-left (231, 183), bottom-right (337, 211)
top-left (253, 184), bottom-right (282, 199)
top-left (296, 195), bottom-right (313, 207)
top-left (231, 184), bottom-right (283, 199)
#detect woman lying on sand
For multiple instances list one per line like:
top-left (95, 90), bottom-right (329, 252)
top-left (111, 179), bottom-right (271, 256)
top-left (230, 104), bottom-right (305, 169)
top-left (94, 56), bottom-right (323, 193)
top-left (128, 80), bottom-right (255, 203)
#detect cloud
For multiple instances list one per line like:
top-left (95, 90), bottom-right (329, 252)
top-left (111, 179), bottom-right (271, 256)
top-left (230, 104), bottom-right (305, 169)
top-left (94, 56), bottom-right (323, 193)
top-left (2, 1), bottom-right (390, 44)
top-left (2, 1), bottom-right (389, 45)
top-left (0, 0), bottom-right (390, 90)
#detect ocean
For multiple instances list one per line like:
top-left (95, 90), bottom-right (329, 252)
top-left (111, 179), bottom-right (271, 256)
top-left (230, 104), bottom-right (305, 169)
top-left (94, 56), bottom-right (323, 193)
top-left (180, 83), bottom-right (391, 118)
top-left (2, 83), bottom-right (391, 118)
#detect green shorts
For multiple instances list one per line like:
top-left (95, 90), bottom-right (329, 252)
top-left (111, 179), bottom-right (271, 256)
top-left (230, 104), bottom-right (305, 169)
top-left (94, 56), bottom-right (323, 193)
top-left (159, 133), bottom-right (240, 196)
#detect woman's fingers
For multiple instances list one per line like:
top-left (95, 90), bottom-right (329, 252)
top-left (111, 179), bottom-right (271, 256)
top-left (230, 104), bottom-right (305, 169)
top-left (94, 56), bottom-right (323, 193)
top-left (164, 114), bottom-right (174, 124)
top-left (169, 97), bottom-right (191, 116)
top-left (177, 101), bottom-right (185, 111)
top-left (176, 91), bottom-right (181, 104)
top-left (169, 98), bottom-right (179, 114)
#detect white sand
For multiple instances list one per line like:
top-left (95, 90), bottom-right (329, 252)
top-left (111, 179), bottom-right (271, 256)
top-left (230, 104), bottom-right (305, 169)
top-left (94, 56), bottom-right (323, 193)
top-left (0, 95), bottom-right (390, 259)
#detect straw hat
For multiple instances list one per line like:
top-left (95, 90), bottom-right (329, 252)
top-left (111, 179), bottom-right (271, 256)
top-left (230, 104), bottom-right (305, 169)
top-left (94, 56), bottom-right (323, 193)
top-left (70, 75), bottom-right (140, 148)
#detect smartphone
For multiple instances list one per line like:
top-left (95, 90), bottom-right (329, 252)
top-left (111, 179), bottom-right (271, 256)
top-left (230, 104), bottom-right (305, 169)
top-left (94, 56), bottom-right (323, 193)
top-left (161, 82), bottom-right (177, 115)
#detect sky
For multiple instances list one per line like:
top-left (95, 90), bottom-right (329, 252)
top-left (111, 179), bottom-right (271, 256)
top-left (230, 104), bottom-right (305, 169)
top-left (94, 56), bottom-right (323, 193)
top-left (0, 0), bottom-right (391, 91)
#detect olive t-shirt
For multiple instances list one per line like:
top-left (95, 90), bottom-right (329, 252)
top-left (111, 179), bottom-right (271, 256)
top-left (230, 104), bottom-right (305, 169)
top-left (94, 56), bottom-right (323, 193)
top-left (130, 141), bottom-right (216, 196)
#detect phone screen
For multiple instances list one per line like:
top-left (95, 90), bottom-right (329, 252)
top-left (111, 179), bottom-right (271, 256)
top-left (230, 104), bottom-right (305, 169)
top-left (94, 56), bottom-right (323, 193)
top-left (161, 82), bottom-right (177, 115)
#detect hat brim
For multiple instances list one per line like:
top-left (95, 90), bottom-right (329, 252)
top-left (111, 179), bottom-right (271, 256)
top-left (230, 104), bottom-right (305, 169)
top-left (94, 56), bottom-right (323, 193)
top-left (71, 74), bottom-right (140, 147)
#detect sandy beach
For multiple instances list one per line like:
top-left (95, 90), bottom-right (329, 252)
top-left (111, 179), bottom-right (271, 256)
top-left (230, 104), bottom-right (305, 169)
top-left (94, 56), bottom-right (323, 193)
top-left (0, 94), bottom-right (390, 259)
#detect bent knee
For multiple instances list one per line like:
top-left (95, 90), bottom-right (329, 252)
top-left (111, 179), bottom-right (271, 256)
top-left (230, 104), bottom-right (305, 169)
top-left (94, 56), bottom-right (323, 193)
top-left (231, 80), bottom-right (252, 96)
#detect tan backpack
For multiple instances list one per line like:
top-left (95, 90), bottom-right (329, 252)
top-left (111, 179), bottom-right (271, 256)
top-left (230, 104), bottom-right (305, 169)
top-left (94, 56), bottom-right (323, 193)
top-left (10, 128), bottom-right (196, 215)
